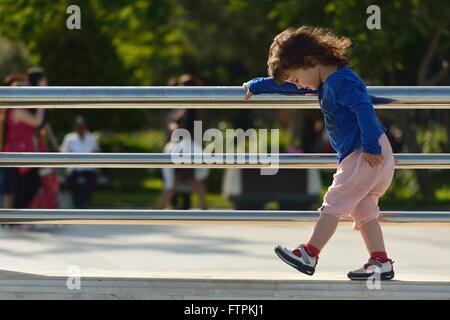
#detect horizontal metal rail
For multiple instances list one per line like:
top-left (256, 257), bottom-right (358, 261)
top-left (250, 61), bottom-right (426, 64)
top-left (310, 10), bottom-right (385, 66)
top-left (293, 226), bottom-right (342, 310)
top-left (0, 209), bottom-right (449, 225)
top-left (0, 152), bottom-right (449, 169)
top-left (1, 87), bottom-right (448, 229)
top-left (1, 86), bottom-right (450, 109)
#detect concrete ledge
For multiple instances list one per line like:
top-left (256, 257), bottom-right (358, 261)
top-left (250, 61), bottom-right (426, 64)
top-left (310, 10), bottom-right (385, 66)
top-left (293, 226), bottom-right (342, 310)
top-left (0, 272), bottom-right (449, 299)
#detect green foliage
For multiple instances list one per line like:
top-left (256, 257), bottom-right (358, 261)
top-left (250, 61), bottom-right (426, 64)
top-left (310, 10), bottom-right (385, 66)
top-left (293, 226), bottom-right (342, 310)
top-left (98, 130), bottom-right (165, 153)
top-left (36, 0), bottom-right (129, 85)
top-left (0, 37), bottom-right (31, 79)
top-left (1, 0), bottom-right (449, 204)
top-left (2, 0), bottom-right (449, 85)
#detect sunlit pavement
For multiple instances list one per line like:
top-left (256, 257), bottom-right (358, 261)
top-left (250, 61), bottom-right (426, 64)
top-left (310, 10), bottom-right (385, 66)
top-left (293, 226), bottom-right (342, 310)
top-left (0, 223), bottom-right (449, 283)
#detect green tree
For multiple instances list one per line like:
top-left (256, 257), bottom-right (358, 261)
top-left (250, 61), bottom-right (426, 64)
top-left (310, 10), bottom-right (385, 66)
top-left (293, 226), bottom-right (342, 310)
top-left (0, 37), bottom-right (31, 79)
top-left (36, 0), bottom-right (129, 86)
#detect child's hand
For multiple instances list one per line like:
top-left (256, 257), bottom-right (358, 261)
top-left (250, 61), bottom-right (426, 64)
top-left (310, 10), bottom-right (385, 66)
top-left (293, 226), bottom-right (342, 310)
top-left (242, 82), bottom-right (253, 100)
top-left (363, 152), bottom-right (384, 168)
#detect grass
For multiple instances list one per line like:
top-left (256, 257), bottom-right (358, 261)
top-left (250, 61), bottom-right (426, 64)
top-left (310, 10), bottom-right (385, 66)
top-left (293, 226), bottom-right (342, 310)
top-left (86, 189), bottom-right (233, 209)
top-left (86, 177), bottom-right (233, 209)
top-left (83, 173), bottom-right (450, 210)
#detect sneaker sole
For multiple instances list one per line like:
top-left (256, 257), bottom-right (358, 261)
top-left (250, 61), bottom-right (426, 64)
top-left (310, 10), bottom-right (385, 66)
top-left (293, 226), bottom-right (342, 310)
top-left (347, 270), bottom-right (395, 281)
top-left (274, 246), bottom-right (315, 276)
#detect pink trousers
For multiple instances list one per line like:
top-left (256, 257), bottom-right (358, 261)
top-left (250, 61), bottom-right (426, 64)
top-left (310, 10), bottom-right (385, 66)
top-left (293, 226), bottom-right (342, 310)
top-left (318, 132), bottom-right (395, 231)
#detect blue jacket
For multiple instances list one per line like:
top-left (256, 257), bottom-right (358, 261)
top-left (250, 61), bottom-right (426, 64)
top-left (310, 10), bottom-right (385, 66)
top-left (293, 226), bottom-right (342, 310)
top-left (246, 65), bottom-right (387, 164)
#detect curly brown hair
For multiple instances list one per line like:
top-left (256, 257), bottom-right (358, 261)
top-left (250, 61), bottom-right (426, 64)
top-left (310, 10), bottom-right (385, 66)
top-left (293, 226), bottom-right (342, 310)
top-left (268, 26), bottom-right (351, 84)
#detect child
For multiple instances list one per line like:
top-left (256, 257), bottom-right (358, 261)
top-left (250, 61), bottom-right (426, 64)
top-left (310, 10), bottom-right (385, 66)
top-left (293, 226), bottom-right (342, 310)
top-left (243, 26), bottom-right (396, 280)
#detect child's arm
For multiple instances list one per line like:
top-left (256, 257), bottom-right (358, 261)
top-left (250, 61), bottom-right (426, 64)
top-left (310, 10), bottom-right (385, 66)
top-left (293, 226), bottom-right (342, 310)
top-left (336, 83), bottom-right (383, 155)
top-left (243, 77), bottom-right (316, 99)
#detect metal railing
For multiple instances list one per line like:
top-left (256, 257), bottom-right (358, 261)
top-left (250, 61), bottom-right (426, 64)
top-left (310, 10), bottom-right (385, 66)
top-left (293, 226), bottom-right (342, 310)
top-left (0, 209), bottom-right (449, 225)
top-left (1, 86), bottom-right (450, 109)
top-left (0, 152), bottom-right (449, 169)
top-left (1, 86), bottom-right (449, 225)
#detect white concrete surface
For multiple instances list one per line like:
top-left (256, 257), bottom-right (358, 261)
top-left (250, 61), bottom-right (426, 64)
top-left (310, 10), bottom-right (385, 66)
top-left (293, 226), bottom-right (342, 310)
top-left (0, 224), bottom-right (449, 299)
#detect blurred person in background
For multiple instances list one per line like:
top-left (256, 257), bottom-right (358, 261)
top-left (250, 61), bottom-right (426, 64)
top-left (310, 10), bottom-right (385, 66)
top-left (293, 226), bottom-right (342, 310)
top-left (1, 73), bottom-right (44, 230)
top-left (27, 67), bottom-right (59, 151)
top-left (29, 122), bottom-right (61, 210)
top-left (156, 74), bottom-right (209, 210)
top-left (26, 67), bottom-right (61, 211)
top-left (60, 116), bottom-right (99, 208)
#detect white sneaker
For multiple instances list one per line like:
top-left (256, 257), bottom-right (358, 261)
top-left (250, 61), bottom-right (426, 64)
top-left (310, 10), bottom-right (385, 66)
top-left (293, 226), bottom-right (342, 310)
top-left (274, 244), bottom-right (318, 276)
top-left (347, 258), bottom-right (395, 281)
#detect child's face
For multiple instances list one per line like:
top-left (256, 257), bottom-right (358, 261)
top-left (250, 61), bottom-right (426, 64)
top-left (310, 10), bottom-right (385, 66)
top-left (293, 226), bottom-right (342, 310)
top-left (284, 66), bottom-right (321, 90)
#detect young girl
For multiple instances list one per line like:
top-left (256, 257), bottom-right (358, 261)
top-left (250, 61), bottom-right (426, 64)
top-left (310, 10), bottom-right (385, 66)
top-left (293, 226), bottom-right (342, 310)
top-left (243, 26), bottom-right (396, 280)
